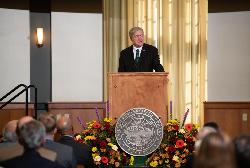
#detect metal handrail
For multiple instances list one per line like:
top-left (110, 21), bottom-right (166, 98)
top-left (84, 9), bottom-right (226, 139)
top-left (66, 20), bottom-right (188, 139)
top-left (0, 84), bottom-right (27, 101)
top-left (0, 84), bottom-right (37, 118)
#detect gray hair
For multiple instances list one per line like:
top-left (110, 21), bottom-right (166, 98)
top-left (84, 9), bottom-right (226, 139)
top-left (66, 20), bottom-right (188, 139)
top-left (129, 27), bottom-right (144, 40)
top-left (38, 112), bottom-right (57, 133)
top-left (19, 120), bottom-right (45, 149)
top-left (2, 120), bottom-right (18, 142)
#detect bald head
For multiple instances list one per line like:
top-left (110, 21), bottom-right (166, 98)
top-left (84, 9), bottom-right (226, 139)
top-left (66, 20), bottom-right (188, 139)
top-left (56, 116), bottom-right (73, 134)
top-left (2, 120), bottom-right (18, 142)
top-left (18, 116), bottom-right (34, 129)
top-left (16, 116), bottom-right (34, 136)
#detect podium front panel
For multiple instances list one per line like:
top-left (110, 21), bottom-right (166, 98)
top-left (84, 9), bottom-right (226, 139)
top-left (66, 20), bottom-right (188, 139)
top-left (108, 72), bottom-right (168, 125)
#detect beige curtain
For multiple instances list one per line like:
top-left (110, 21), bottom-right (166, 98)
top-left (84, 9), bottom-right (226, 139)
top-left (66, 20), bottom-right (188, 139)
top-left (103, 0), bottom-right (207, 125)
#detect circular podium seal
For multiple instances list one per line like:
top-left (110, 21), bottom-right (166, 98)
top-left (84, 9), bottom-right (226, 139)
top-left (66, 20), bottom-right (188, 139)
top-left (115, 108), bottom-right (163, 156)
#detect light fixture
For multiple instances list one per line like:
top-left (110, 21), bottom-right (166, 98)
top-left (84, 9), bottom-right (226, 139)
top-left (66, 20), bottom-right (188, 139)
top-left (36, 28), bottom-right (44, 47)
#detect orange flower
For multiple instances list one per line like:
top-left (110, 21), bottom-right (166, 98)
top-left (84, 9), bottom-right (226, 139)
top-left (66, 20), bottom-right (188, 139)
top-left (92, 122), bottom-right (101, 129)
top-left (176, 139), bottom-right (185, 148)
top-left (184, 124), bottom-right (193, 132)
top-left (101, 156), bottom-right (109, 164)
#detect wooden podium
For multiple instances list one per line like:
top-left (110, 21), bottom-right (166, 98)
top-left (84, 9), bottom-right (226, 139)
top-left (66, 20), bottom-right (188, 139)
top-left (108, 72), bottom-right (168, 125)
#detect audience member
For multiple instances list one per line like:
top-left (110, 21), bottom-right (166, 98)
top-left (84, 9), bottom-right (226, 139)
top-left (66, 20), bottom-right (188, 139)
top-left (194, 132), bottom-right (236, 168)
top-left (57, 116), bottom-right (94, 168)
top-left (1, 120), bottom-right (18, 143)
top-left (39, 112), bottom-right (77, 168)
top-left (185, 122), bottom-right (219, 168)
top-left (195, 126), bottom-right (217, 150)
top-left (203, 121), bottom-right (220, 132)
top-left (0, 116), bottom-right (56, 162)
top-left (233, 134), bottom-right (250, 168)
top-left (0, 120), bottom-right (64, 168)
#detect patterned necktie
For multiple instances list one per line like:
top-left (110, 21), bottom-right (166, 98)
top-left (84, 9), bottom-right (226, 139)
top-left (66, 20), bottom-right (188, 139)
top-left (135, 49), bottom-right (140, 63)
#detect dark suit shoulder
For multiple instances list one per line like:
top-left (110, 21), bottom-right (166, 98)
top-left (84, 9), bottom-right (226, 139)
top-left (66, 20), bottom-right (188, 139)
top-left (120, 45), bottom-right (133, 54)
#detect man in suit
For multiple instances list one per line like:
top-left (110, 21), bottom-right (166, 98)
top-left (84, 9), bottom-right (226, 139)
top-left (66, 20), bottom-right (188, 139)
top-left (39, 112), bottom-right (77, 168)
top-left (0, 120), bottom-right (64, 168)
top-left (56, 116), bottom-right (95, 168)
top-left (118, 27), bottom-right (164, 72)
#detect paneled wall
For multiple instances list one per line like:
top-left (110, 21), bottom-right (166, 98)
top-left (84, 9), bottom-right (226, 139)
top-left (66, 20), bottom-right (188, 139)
top-left (48, 102), bottom-right (106, 133)
top-left (0, 102), bottom-right (106, 134)
top-left (204, 102), bottom-right (250, 138)
top-left (0, 103), bottom-right (34, 132)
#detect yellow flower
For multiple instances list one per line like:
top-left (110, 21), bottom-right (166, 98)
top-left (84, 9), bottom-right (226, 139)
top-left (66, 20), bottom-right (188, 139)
top-left (172, 155), bottom-right (180, 162)
top-left (86, 121), bottom-right (95, 129)
top-left (104, 117), bottom-right (112, 122)
top-left (108, 143), bottom-right (113, 147)
top-left (168, 119), bottom-right (178, 124)
top-left (94, 155), bottom-right (101, 162)
top-left (129, 156), bottom-right (134, 165)
top-left (112, 145), bottom-right (118, 151)
top-left (150, 161), bottom-right (158, 167)
top-left (92, 147), bottom-right (98, 152)
top-left (106, 138), bottom-right (111, 142)
top-left (84, 136), bottom-right (96, 141)
top-left (194, 123), bottom-right (199, 129)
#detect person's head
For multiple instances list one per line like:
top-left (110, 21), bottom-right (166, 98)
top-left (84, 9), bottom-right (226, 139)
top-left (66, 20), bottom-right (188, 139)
top-left (2, 120), bottom-right (18, 142)
top-left (18, 120), bottom-right (46, 149)
top-left (195, 126), bottom-right (217, 150)
top-left (38, 112), bottom-right (57, 134)
top-left (194, 132), bottom-right (236, 168)
top-left (129, 27), bottom-right (144, 48)
top-left (56, 115), bottom-right (73, 135)
top-left (233, 134), bottom-right (250, 168)
top-left (16, 116), bottom-right (34, 136)
top-left (203, 121), bottom-right (220, 131)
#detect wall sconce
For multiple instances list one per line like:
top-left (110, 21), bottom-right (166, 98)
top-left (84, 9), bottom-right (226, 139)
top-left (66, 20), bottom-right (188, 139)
top-left (36, 28), bottom-right (44, 47)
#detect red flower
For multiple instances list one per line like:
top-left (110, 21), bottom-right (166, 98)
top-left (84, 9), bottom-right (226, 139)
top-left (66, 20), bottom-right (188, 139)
top-left (168, 146), bottom-right (176, 153)
top-left (104, 123), bottom-right (110, 130)
top-left (100, 140), bottom-right (107, 148)
top-left (184, 124), bottom-right (193, 132)
top-left (173, 125), bottom-right (179, 130)
top-left (176, 139), bottom-right (185, 148)
top-left (186, 137), bottom-right (193, 143)
top-left (93, 122), bottom-right (101, 129)
top-left (101, 156), bottom-right (109, 164)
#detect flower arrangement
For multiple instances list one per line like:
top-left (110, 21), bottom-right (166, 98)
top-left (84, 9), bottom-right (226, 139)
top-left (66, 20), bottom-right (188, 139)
top-left (75, 117), bottom-right (132, 167)
top-left (146, 119), bottom-right (199, 167)
top-left (75, 105), bottom-right (198, 168)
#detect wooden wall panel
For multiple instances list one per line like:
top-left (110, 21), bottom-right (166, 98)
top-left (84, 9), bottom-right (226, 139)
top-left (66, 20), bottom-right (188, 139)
top-left (204, 102), bottom-right (250, 138)
top-left (0, 103), bottom-right (34, 133)
top-left (48, 102), bottom-right (107, 133)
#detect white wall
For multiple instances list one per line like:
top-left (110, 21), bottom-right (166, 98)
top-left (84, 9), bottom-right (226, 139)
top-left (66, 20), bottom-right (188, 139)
top-left (0, 8), bottom-right (30, 101)
top-left (208, 11), bottom-right (250, 101)
top-left (51, 12), bottom-right (103, 101)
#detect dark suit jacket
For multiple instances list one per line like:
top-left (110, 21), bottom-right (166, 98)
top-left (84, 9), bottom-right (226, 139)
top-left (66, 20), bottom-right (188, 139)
top-left (58, 135), bottom-right (95, 168)
top-left (0, 149), bottom-right (64, 168)
top-left (44, 139), bottom-right (77, 168)
top-left (118, 43), bottom-right (165, 72)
